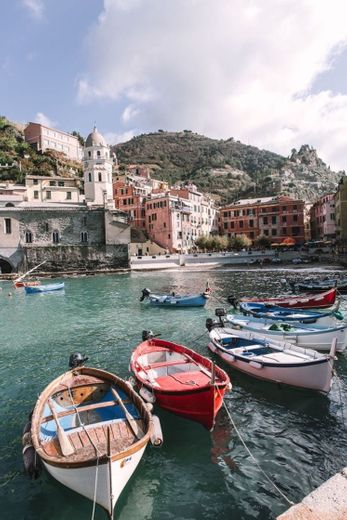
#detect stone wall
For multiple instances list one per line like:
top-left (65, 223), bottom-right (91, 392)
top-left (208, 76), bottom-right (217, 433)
top-left (23, 244), bottom-right (129, 272)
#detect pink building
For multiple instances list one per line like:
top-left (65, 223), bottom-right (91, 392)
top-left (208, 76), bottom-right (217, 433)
top-left (310, 193), bottom-right (336, 240)
top-left (24, 122), bottom-right (82, 161)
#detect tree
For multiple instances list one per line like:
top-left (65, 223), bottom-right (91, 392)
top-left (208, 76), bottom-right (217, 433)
top-left (72, 131), bottom-right (85, 147)
top-left (254, 234), bottom-right (272, 249)
top-left (195, 235), bottom-right (208, 251)
top-left (230, 234), bottom-right (252, 251)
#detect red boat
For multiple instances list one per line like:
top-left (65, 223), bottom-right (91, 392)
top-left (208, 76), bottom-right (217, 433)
top-left (239, 287), bottom-right (337, 309)
top-left (14, 280), bottom-right (40, 288)
top-left (130, 334), bottom-right (231, 430)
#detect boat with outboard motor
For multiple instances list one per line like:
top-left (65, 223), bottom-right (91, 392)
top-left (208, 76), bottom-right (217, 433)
top-left (206, 309), bottom-right (337, 393)
top-left (24, 353), bottom-right (163, 519)
top-left (228, 287), bottom-right (337, 310)
top-left (130, 331), bottom-right (231, 430)
top-left (140, 285), bottom-right (210, 307)
top-left (226, 313), bottom-right (347, 352)
top-left (238, 301), bottom-right (343, 326)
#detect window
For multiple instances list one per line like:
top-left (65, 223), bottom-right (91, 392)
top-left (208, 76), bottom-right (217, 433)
top-left (46, 191), bottom-right (51, 200)
top-left (66, 192), bottom-right (72, 200)
top-left (282, 227), bottom-right (287, 235)
top-left (82, 216), bottom-right (87, 226)
top-left (52, 231), bottom-right (60, 244)
top-left (239, 220), bottom-right (244, 228)
top-left (272, 216), bottom-right (277, 224)
top-left (49, 181), bottom-right (56, 186)
top-left (264, 229), bottom-right (269, 236)
top-left (249, 219), bottom-right (254, 227)
top-left (282, 215), bottom-right (287, 223)
top-left (293, 214), bottom-right (298, 222)
top-left (98, 172), bottom-right (102, 182)
top-left (25, 231), bottom-right (33, 243)
top-left (97, 151), bottom-right (101, 157)
top-left (33, 179), bottom-right (38, 185)
top-left (45, 222), bottom-right (49, 232)
top-left (263, 216), bottom-right (268, 225)
top-left (58, 181), bottom-right (65, 187)
top-left (88, 173), bottom-right (92, 182)
top-left (81, 231), bottom-right (88, 243)
top-left (34, 191), bottom-right (39, 199)
top-left (271, 229), bottom-right (277, 236)
top-left (230, 222), bottom-right (235, 228)
top-left (4, 218), bottom-right (11, 234)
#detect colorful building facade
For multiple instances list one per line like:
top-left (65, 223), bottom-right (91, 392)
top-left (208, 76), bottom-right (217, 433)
top-left (310, 193), bottom-right (336, 241)
top-left (219, 196), bottom-right (305, 244)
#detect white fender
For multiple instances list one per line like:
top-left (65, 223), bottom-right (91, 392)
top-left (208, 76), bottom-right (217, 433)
top-left (150, 415), bottom-right (163, 447)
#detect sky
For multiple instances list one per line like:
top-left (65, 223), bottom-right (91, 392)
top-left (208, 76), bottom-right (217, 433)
top-left (2, 0), bottom-right (347, 171)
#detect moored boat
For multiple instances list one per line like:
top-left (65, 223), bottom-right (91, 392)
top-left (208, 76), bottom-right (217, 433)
top-left (26, 354), bottom-right (161, 519)
top-left (206, 311), bottom-right (337, 393)
top-left (226, 313), bottom-right (347, 352)
top-left (238, 301), bottom-right (343, 326)
top-left (140, 286), bottom-right (210, 307)
top-left (15, 280), bottom-right (40, 288)
top-left (25, 282), bottom-right (65, 294)
top-left (230, 287), bottom-right (337, 310)
top-left (130, 331), bottom-right (231, 430)
top-left (287, 277), bottom-right (347, 294)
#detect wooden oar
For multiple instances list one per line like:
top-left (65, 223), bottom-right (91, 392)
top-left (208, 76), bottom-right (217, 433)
top-left (48, 399), bottom-right (75, 456)
top-left (111, 387), bottom-right (144, 440)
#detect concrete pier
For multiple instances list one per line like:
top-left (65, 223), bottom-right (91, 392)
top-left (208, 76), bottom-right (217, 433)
top-left (277, 467), bottom-right (347, 520)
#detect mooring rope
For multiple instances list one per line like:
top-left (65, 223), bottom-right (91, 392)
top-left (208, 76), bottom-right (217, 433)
top-left (219, 390), bottom-right (294, 507)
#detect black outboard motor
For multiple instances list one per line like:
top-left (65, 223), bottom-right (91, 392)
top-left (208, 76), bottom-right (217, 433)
top-left (69, 352), bottom-right (89, 369)
top-left (205, 318), bottom-right (214, 332)
top-left (227, 295), bottom-right (239, 309)
top-left (215, 308), bottom-right (226, 326)
top-left (140, 288), bottom-right (151, 301)
top-left (142, 330), bottom-right (154, 341)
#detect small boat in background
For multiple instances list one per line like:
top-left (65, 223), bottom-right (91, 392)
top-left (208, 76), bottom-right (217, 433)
top-left (206, 311), bottom-right (337, 393)
top-left (140, 284), bottom-right (210, 307)
top-left (230, 287), bottom-right (337, 310)
top-left (13, 260), bottom-right (46, 288)
top-left (226, 313), bottom-right (347, 352)
top-left (25, 282), bottom-right (65, 294)
top-left (286, 277), bottom-right (347, 294)
top-left (238, 301), bottom-right (342, 325)
top-left (130, 331), bottom-right (231, 430)
top-left (25, 354), bottom-right (161, 519)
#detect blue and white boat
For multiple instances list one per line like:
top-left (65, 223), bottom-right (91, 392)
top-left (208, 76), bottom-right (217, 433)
top-left (238, 301), bottom-right (342, 326)
top-left (206, 317), bottom-right (336, 393)
top-left (140, 287), bottom-right (210, 307)
top-left (226, 314), bottom-right (347, 352)
top-left (25, 282), bottom-right (65, 294)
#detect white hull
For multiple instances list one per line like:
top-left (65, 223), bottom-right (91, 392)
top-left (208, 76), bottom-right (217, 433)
top-left (208, 328), bottom-right (335, 393)
top-left (227, 318), bottom-right (347, 352)
top-left (43, 445), bottom-right (146, 517)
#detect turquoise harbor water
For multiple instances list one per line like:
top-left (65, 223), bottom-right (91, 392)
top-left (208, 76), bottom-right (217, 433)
top-left (0, 268), bottom-right (346, 520)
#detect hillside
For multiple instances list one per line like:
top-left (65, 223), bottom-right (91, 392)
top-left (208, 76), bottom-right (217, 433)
top-left (0, 116), bottom-right (82, 182)
top-left (114, 131), bottom-right (342, 203)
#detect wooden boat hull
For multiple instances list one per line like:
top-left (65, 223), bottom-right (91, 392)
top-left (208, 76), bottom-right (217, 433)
top-left (208, 328), bottom-right (335, 393)
top-left (42, 445), bottom-right (147, 515)
top-left (241, 288), bottom-right (337, 309)
top-left (239, 302), bottom-right (339, 325)
top-left (291, 280), bottom-right (347, 294)
top-left (30, 366), bottom-right (153, 518)
top-left (130, 338), bottom-right (230, 430)
top-left (25, 282), bottom-right (65, 293)
top-left (227, 315), bottom-right (347, 352)
top-left (14, 281), bottom-right (40, 288)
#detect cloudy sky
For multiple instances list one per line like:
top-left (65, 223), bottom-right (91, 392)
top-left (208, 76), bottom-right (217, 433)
top-left (2, 0), bottom-right (347, 170)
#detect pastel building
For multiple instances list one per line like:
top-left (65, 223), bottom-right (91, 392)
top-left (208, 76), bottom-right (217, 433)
top-left (310, 194), bottom-right (336, 241)
top-left (24, 122), bottom-right (82, 161)
top-left (219, 196), bottom-right (305, 244)
top-left (335, 176), bottom-right (347, 245)
top-left (145, 183), bottom-right (218, 252)
top-left (25, 175), bottom-right (82, 204)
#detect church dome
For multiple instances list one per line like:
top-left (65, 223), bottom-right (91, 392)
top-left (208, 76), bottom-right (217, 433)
top-left (85, 126), bottom-right (107, 147)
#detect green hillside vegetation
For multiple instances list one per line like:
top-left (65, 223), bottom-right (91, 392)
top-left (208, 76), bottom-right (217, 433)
top-left (0, 116), bottom-right (82, 183)
top-left (114, 131), bottom-right (342, 203)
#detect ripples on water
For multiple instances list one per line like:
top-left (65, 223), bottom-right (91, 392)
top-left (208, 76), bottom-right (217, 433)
top-left (0, 267), bottom-right (346, 520)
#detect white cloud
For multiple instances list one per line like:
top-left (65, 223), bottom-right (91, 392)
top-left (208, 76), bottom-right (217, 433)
top-left (78, 0), bottom-right (347, 170)
top-left (35, 112), bottom-right (56, 128)
top-left (104, 130), bottom-right (135, 145)
top-left (22, 0), bottom-right (44, 19)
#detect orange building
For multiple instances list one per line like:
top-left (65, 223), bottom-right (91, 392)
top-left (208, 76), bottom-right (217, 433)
top-left (219, 196), bottom-right (305, 244)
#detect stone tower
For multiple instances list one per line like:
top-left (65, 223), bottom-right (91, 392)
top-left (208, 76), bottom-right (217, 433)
top-left (83, 126), bottom-right (114, 207)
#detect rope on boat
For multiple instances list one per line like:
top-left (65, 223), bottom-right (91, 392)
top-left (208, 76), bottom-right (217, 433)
top-left (220, 396), bottom-right (294, 507)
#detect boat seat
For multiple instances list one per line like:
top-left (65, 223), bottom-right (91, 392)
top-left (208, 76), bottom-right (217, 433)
top-left (41, 398), bottom-right (131, 424)
top-left (144, 359), bottom-right (189, 369)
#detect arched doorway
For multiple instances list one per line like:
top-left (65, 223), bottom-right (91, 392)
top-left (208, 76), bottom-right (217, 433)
top-left (0, 258), bottom-right (13, 273)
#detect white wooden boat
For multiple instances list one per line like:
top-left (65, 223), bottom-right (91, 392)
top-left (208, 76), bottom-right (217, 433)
top-left (28, 354), bottom-right (161, 518)
top-left (226, 314), bottom-right (347, 352)
top-left (206, 319), bottom-right (336, 393)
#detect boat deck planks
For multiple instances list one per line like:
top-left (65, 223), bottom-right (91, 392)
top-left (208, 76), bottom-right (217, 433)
top-left (42, 419), bottom-right (145, 461)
